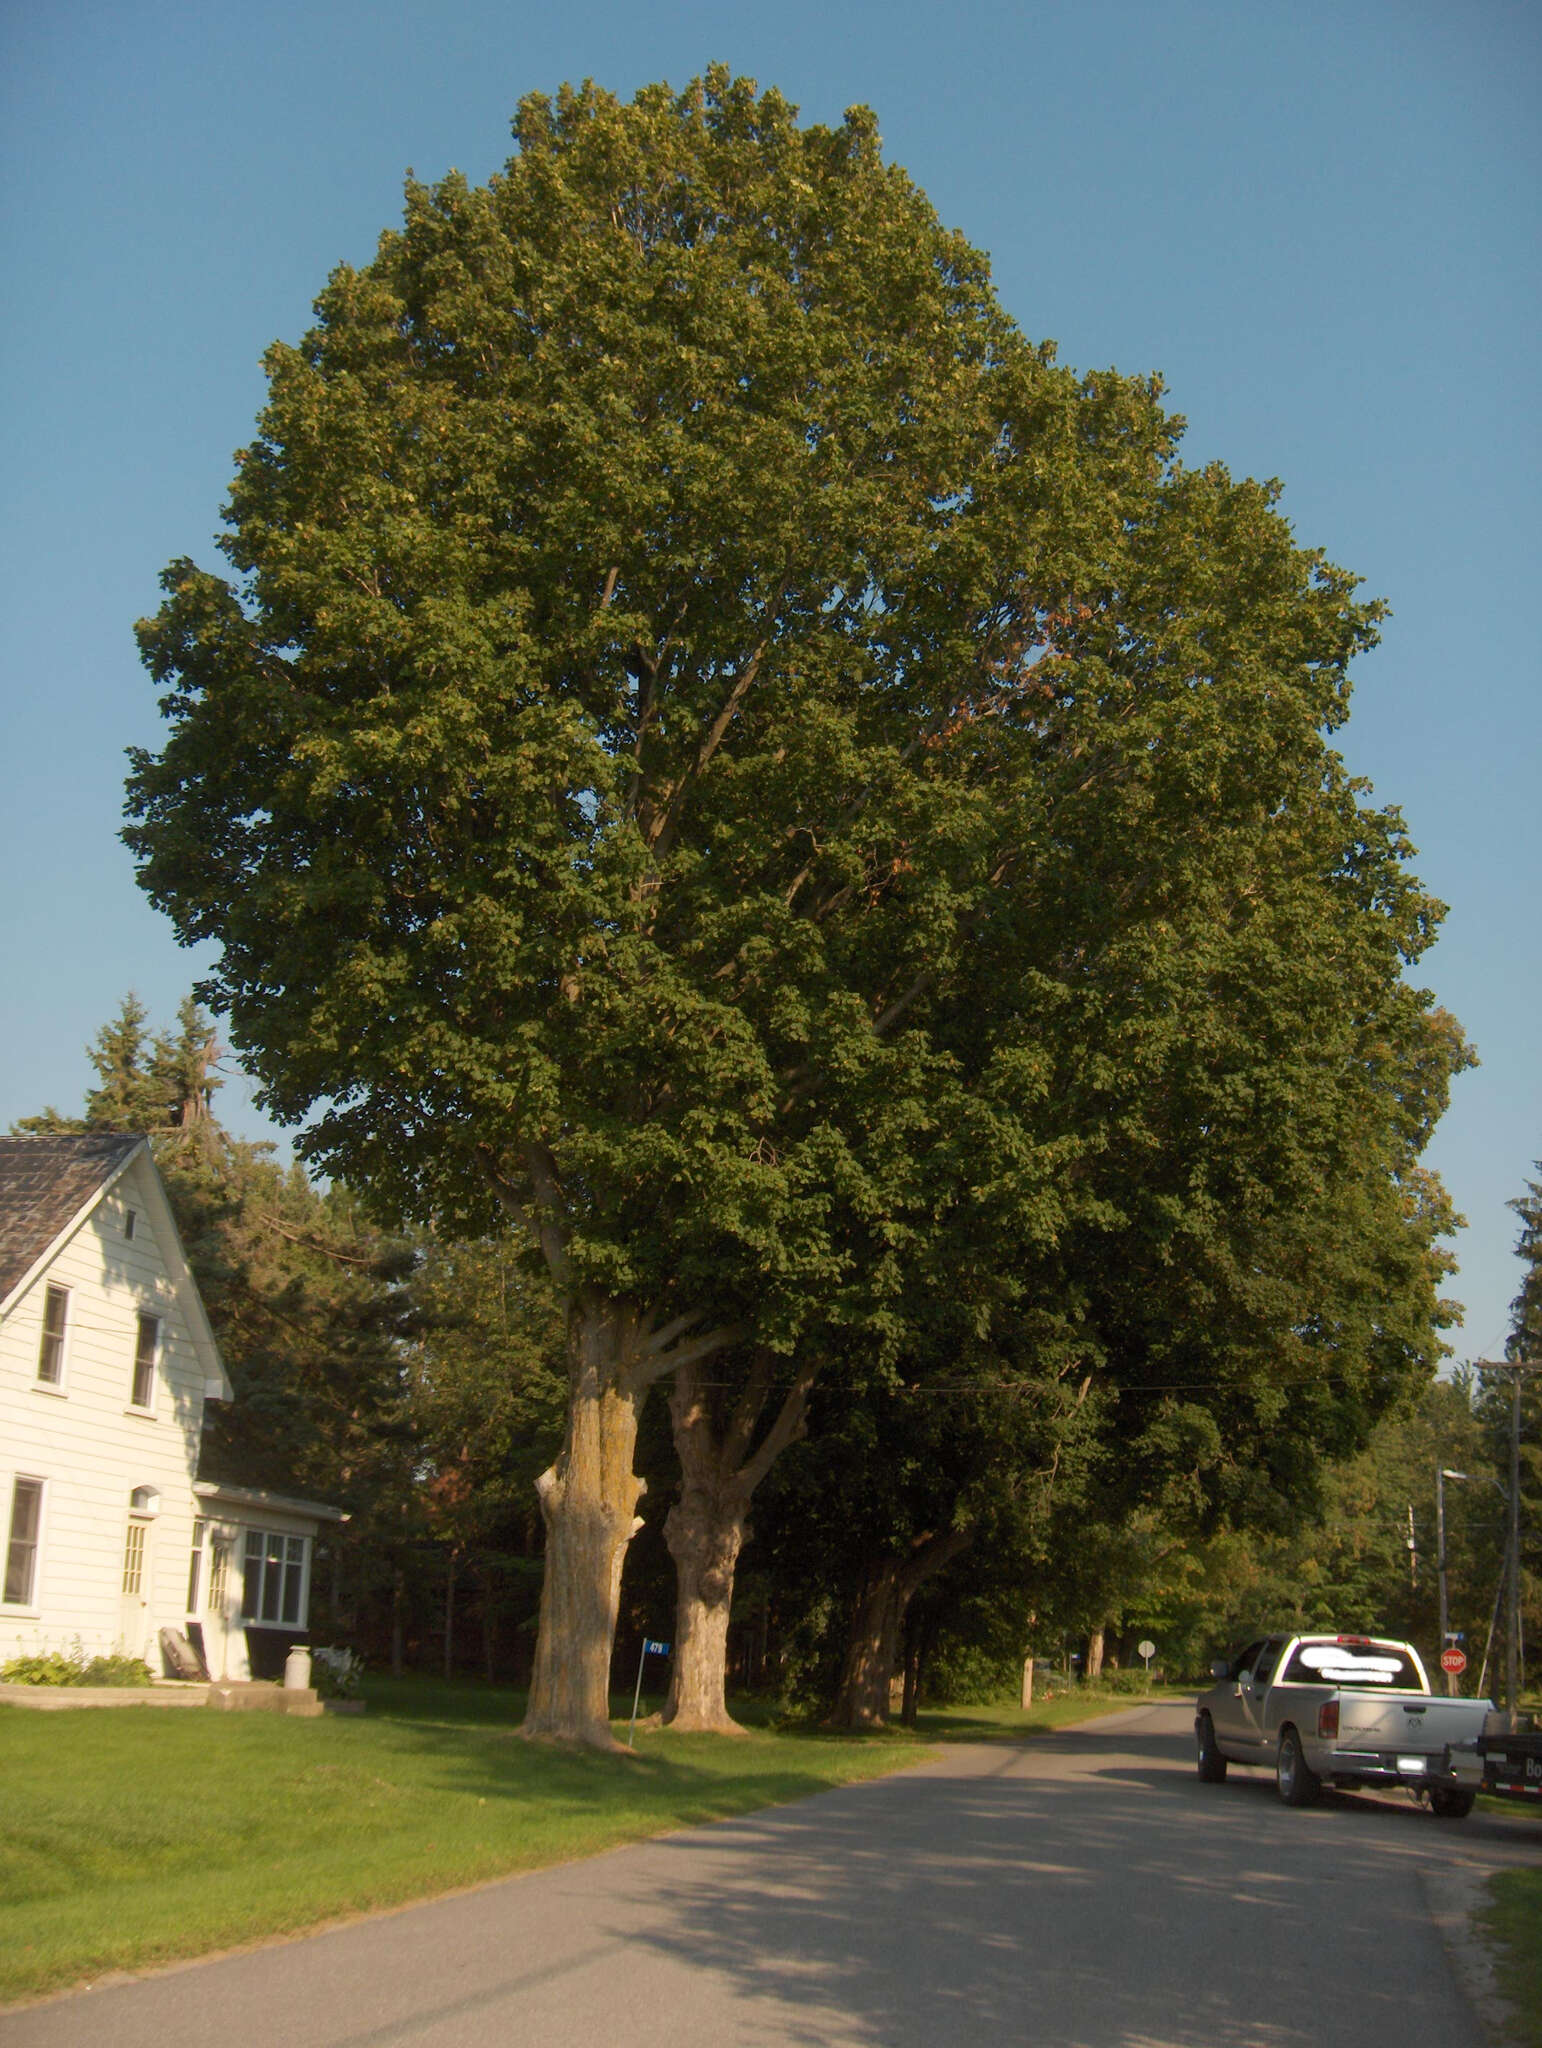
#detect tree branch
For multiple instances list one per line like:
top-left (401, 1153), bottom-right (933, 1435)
top-left (628, 1318), bottom-right (746, 1393)
top-left (739, 1357), bottom-right (818, 1494)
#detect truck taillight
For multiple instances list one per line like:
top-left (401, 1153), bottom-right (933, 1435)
top-left (1318, 1701), bottom-right (1340, 1740)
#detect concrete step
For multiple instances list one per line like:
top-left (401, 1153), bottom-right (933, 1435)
top-left (207, 1681), bottom-right (323, 1718)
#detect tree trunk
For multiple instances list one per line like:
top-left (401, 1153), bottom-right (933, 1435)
top-left (662, 1480), bottom-right (749, 1732)
top-left (660, 1352), bottom-right (815, 1732)
top-left (1086, 1622), bottom-right (1106, 1683)
top-left (831, 1561), bottom-right (907, 1730)
top-left (521, 1301), bottom-right (648, 1748)
top-left (482, 1565), bottom-right (497, 1683)
top-left (390, 1567), bottom-right (405, 1678)
top-left (828, 1527), bottom-right (975, 1730)
top-left (443, 1551), bottom-right (457, 1682)
top-left (900, 1605), bottom-right (939, 1728)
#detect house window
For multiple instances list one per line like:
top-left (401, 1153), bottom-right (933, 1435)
top-left (242, 1529), bottom-right (308, 1627)
top-left (186, 1520), bottom-right (206, 1613)
top-left (122, 1520), bottom-right (146, 1597)
top-left (37, 1285), bottom-right (68, 1384)
top-left (124, 1208), bottom-right (137, 1240)
top-left (131, 1314), bottom-right (159, 1408)
top-left (4, 1478), bottom-right (44, 1606)
top-left (208, 1537), bottom-right (230, 1615)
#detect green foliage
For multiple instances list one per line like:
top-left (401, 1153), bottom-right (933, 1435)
top-left (1, 1652), bottom-right (90, 1686)
top-left (120, 70), bottom-right (1467, 1704)
top-left (13, 992), bottom-right (223, 1138)
top-left (309, 1646), bottom-right (365, 1700)
top-left (1, 1648), bottom-right (156, 1687)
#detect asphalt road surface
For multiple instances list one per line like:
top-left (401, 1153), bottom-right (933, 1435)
top-left (6, 1702), bottom-right (1540, 2048)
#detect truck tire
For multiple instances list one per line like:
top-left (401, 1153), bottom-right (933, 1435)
top-left (1277, 1726), bottom-right (1322, 1807)
top-left (1196, 1713), bottom-right (1229, 1783)
top-left (1428, 1787), bottom-right (1475, 1819)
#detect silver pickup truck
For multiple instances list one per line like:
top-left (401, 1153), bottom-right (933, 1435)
top-left (1194, 1632), bottom-right (1492, 1816)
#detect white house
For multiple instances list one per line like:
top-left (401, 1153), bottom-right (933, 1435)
top-left (0, 1133), bottom-right (342, 1680)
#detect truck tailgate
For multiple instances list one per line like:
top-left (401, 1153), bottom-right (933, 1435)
top-left (1337, 1694), bottom-right (1491, 1751)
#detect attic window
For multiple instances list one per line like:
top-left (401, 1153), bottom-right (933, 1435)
top-left (131, 1314), bottom-right (159, 1409)
top-left (37, 1284), bottom-right (68, 1384)
top-left (124, 1208), bottom-right (137, 1240)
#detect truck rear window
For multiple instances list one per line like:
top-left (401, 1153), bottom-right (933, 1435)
top-left (1280, 1642), bottom-right (1421, 1688)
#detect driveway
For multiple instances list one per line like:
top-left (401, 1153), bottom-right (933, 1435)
top-left (4, 1702), bottom-right (1538, 2047)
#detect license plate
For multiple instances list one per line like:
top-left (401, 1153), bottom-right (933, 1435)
top-left (1396, 1755), bottom-right (1427, 1773)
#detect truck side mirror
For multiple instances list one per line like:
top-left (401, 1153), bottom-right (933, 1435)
top-left (1210, 1660), bottom-right (1231, 1680)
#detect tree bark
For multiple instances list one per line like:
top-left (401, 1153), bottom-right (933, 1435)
top-left (661, 1485), bottom-right (748, 1733)
top-left (521, 1302), bottom-right (648, 1748)
top-left (661, 1350), bottom-right (814, 1732)
top-left (828, 1527), bottom-right (974, 1729)
top-left (1086, 1622), bottom-right (1106, 1683)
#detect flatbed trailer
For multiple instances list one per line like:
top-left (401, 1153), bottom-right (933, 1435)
top-left (1475, 1717), bottom-right (1542, 1805)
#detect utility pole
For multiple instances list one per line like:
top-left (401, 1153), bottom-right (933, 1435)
top-left (1473, 1360), bottom-right (1539, 1724)
top-left (1437, 1465), bottom-right (1453, 1697)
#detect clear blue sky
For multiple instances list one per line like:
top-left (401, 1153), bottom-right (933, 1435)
top-left (2, 0), bottom-right (1536, 1360)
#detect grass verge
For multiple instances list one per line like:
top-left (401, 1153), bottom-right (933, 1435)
top-left (0, 1678), bottom-right (1154, 2004)
top-left (1480, 1867), bottom-right (1542, 2048)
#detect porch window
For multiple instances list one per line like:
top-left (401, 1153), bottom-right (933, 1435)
top-left (186, 1520), bottom-right (207, 1613)
top-left (37, 1285), bottom-right (69, 1384)
top-left (242, 1529), bottom-right (308, 1627)
top-left (130, 1314), bottom-right (159, 1409)
top-left (4, 1478), bottom-right (44, 1606)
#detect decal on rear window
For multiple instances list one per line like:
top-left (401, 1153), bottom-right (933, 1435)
top-left (1281, 1643), bottom-right (1419, 1687)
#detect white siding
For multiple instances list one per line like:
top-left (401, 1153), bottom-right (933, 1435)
top-left (0, 1153), bottom-right (206, 1662)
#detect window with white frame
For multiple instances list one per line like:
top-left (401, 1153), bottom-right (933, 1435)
top-left (36, 1284), bottom-right (68, 1384)
top-left (130, 1313), bottom-right (159, 1408)
top-left (242, 1529), bottom-right (309, 1627)
top-left (4, 1478), bottom-right (44, 1606)
top-left (208, 1536), bottom-right (230, 1615)
top-left (186, 1520), bottom-right (206, 1613)
top-left (122, 1519), bottom-right (147, 1597)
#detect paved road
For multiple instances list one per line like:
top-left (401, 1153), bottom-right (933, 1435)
top-left (6, 1703), bottom-right (1540, 2047)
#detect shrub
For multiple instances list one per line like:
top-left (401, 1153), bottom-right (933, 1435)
top-left (2, 1651), bottom-right (86, 1686)
top-left (310, 1646), bottom-right (365, 1700)
top-left (1, 1646), bottom-right (155, 1687)
top-left (80, 1654), bottom-right (157, 1686)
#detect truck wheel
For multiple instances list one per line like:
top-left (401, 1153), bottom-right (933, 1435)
top-left (1196, 1714), bottom-right (1229, 1783)
top-left (1277, 1727), bottom-right (1322, 1807)
top-left (1428, 1787), bottom-right (1475, 1819)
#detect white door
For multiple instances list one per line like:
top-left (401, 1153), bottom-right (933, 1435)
top-left (203, 1530), bottom-right (248, 1679)
top-left (120, 1517), bottom-right (151, 1659)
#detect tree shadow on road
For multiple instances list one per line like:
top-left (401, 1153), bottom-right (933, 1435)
top-left (598, 1719), bottom-right (1523, 2048)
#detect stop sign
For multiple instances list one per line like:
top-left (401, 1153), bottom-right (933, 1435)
top-left (1440, 1647), bottom-right (1467, 1675)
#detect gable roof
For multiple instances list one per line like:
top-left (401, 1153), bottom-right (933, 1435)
top-left (0, 1133), bottom-right (230, 1398)
top-left (0, 1132), bottom-right (146, 1305)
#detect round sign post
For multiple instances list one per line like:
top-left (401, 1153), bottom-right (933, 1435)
top-left (1137, 1638), bottom-right (1157, 1683)
top-left (1440, 1646), bottom-right (1467, 1676)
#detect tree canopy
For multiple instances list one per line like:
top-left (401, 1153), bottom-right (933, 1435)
top-left (126, 71), bottom-right (1467, 1738)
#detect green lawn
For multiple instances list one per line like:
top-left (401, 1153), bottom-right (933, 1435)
top-left (1481, 1867), bottom-right (1542, 2048)
top-left (0, 1679), bottom-right (1153, 2004)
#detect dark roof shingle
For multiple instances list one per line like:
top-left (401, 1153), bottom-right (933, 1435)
top-left (0, 1133), bottom-right (146, 1306)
